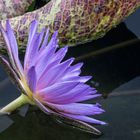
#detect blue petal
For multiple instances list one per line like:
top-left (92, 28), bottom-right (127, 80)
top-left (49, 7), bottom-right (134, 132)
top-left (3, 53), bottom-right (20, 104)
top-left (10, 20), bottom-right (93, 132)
top-left (27, 66), bottom-right (37, 92)
top-left (37, 58), bottom-right (75, 89)
top-left (0, 20), bottom-right (23, 75)
top-left (63, 113), bottom-right (107, 125)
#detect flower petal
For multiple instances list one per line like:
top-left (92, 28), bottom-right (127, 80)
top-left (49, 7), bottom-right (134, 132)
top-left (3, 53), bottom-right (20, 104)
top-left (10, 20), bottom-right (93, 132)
top-left (27, 20), bottom-right (38, 47)
top-left (35, 47), bottom-right (56, 79)
top-left (6, 20), bottom-right (18, 59)
top-left (71, 94), bottom-right (101, 103)
top-left (24, 20), bottom-right (41, 72)
top-left (37, 81), bottom-right (79, 99)
top-left (61, 76), bottom-right (92, 83)
top-left (27, 66), bottom-right (37, 92)
top-left (24, 32), bottom-right (44, 73)
top-left (51, 113), bottom-right (102, 135)
top-left (0, 21), bottom-right (23, 75)
top-left (39, 30), bottom-right (58, 54)
top-left (45, 103), bottom-right (105, 116)
top-left (45, 46), bottom-right (68, 67)
top-left (33, 96), bottom-right (51, 114)
top-left (33, 96), bottom-right (102, 135)
top-left (60, 63), bottom-right (84, 80)
top-left (39, 28), bottom-right (49, 51)
top-left (50, 93), bottom-right (100, 104)
top-left (63, 113), bottom-right (106, 125)
top-left (67, 63), bottom-right (83, 73)
top-left (0, 56), bottom-right (25, 94)
top-left (24, 20), bottom-right (38, 70)
top-left (37, 58), bottom-right (75, 89)
top-left (44, 83), bottom-right (94, 103)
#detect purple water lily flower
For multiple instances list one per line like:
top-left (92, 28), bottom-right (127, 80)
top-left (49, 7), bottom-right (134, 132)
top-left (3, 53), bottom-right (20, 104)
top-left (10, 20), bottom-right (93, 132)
top-left (0, 20), bottom-right (106, 135)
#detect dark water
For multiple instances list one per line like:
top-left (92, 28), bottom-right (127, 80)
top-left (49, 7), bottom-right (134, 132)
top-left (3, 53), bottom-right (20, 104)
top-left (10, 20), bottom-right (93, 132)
top-left (0, 2), bottom-right (140, 140)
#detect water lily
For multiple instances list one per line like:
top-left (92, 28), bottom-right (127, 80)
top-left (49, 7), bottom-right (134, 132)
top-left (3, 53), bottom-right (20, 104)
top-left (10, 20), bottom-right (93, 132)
top-left (0, 20), bottom-right (106, 135)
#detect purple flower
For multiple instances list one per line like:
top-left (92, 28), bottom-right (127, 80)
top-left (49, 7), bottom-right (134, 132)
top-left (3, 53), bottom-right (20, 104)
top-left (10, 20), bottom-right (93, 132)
top-left (0, 20), bottom-right (106, 134)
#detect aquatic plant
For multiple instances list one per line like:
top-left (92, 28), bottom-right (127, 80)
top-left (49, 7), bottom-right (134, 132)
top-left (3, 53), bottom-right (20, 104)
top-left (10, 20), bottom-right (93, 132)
top-left (0, 0), bottom-right (140, 51)
top-left (0, 0), bottom-right (34, 20)
top-left (0, 20), bottom-right (106, 135)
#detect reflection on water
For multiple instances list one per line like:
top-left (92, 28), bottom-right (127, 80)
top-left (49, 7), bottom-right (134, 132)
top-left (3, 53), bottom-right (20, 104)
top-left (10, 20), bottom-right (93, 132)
top-left (0, 108), bottom-right (103, 140)
top-left (0, 21), bottom-right (140, 139)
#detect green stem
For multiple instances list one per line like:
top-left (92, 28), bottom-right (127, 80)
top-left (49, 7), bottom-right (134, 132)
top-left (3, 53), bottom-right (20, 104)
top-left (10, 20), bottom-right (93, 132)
top-left (0, 94), bottom-right (34, 114)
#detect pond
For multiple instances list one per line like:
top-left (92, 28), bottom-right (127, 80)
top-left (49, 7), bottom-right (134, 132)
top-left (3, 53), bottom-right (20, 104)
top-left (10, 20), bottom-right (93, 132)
top-left (0, 1), bottom-right (140, 140)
